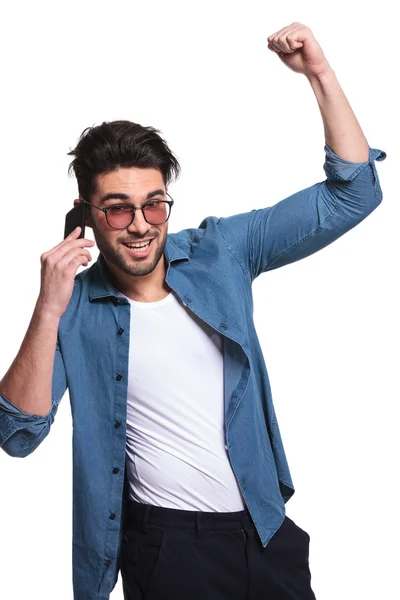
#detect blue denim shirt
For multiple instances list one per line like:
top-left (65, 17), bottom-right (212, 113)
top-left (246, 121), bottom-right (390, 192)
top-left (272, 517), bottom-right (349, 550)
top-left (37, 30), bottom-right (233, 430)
top-left (0, 145), bottom-right (386, 599)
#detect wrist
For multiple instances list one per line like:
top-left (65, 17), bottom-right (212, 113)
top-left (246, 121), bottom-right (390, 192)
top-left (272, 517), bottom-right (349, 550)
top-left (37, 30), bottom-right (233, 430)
top-left (306, 64), bottom-right (337, 86)
top-left (34, 298), bottom-right (63, 322)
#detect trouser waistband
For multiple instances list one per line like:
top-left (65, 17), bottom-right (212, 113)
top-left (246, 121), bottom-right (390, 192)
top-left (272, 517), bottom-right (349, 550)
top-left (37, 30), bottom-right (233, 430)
top-left (126, 498), bottom-right (253, 534)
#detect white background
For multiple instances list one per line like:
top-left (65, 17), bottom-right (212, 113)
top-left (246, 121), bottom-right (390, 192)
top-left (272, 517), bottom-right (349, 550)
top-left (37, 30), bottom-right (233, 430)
top-left (0, 1), bottom-right (398, 599)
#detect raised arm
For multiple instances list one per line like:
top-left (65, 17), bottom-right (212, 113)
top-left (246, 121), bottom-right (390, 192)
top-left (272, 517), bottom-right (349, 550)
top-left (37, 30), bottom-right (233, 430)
top-left (267, 22), bottom-right (368, 162)
top-left (214, 23), bottom-right (385, 280)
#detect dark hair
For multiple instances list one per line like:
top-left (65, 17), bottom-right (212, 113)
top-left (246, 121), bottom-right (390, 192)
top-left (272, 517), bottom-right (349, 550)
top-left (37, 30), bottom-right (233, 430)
top-left (68, 120), bottom-right (181, 201)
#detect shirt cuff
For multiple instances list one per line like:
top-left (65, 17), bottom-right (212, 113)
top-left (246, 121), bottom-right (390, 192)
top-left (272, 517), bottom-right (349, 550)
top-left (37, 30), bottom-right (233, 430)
top-left (324, 143), bottom-right (386, 182)
top-left (0, 393), bottom-right (47, 446)
top-left (0, 392), bottom-right (43, 421)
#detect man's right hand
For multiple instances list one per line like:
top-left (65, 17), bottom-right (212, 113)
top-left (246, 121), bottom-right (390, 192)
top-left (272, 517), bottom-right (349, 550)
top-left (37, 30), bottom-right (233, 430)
top-left (38, 227), bottom-right (96, 318)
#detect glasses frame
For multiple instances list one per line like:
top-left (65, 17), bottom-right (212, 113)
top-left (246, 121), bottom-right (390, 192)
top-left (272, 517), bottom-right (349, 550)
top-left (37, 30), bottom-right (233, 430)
top-left (79, 193), bottom-right (174, 228)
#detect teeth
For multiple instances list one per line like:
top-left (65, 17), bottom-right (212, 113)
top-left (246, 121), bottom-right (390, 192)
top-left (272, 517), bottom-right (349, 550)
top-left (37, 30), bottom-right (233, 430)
top-left (126, 241), bottom-right (151, 249)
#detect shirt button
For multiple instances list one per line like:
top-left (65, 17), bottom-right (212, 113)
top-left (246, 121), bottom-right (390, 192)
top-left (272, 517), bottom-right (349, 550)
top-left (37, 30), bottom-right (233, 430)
top-left (220, 323), bottom-right (228, 330)
top-left (116, 374), bottom-right (123, 381)
top-left (114, 421), bottom-right (121, 429)
top-left (113, 467), bottom-right (119, 474)
top-left (184, 296), bottom-right (191, 303)
top-left (117, 328), bottom-right (124, 335)
top-left (242, 479), bottom-right (246, 489)
top-left (110, 513), bottom-right (116, 520)
top-left (232, 396), bottom-right (238, 405)
top-left (104, 559), bottom-right (111, 567)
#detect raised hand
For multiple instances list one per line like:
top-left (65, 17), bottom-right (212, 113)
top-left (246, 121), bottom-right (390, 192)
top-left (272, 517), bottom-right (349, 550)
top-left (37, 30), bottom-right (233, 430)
top-left (38, 227), bottom-right (95, 318)
top-left (267, 22), bottom-right (331, 78)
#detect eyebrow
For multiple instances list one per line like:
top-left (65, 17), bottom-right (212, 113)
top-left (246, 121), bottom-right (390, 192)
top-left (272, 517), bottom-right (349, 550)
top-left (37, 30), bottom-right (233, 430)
top-left (99, 189), bottom-right (166, 205)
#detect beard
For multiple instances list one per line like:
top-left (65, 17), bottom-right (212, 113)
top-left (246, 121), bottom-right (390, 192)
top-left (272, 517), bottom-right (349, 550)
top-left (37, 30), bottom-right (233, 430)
top-left (92, 224), bottom-right (168, 278)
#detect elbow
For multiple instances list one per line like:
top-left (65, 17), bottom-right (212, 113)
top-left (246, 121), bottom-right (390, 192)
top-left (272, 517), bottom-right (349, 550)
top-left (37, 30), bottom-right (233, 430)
top-left (373, 185), bottom-right (383, 209)
top-left (339, 181), bottom-right (383, 226)
top-left (362, 186), bottom-right (383, 219)
top-left (362, 161), bottom-right (384, 215)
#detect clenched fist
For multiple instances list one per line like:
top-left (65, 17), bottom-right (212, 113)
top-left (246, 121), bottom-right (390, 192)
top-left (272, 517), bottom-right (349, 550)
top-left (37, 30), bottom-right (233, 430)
top-left (267, 22), bottom-right (331, 78)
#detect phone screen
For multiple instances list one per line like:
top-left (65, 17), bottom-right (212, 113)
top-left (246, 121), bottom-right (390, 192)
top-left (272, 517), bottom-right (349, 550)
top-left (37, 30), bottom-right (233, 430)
top-left (64, 202), bottom-right (86, 239)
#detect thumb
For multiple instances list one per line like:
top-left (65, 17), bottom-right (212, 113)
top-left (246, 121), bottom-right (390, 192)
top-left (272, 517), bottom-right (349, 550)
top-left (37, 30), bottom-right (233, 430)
top-left (288, 40), bottom-right (304, 51)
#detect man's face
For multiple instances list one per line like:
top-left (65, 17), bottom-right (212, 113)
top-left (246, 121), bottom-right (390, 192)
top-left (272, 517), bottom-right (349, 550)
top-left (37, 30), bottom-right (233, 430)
top-left (82, 167), bottom-right (169, 279)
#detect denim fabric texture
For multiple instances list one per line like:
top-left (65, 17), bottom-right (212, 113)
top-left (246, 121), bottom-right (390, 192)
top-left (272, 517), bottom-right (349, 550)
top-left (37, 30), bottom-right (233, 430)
top-left (0, 144), bottom-right (386, 599)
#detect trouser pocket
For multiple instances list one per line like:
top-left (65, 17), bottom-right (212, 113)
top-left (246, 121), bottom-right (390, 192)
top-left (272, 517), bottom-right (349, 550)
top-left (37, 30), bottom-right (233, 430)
top-left (121, 526), bottom-right (166, 599)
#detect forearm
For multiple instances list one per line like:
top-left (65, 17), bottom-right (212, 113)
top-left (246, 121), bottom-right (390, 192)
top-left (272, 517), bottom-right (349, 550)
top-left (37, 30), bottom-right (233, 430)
top-left (307, 67), bottom-right (369, 162)
top-left (0, 299), bottom-right (61, 418)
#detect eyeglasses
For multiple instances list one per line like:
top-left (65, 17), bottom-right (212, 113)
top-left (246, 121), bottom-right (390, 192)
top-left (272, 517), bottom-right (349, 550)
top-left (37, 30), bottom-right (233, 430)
top-left (80, 193), bottom-right (174, 228)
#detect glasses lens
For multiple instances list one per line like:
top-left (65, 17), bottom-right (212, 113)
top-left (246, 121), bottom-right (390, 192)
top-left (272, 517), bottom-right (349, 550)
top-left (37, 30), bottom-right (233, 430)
top-left (106, 201), bottom-right (171, 228)
top-left (107, 206), bottom-right (134, 228)
top-left (143, 201), bottom-right (170, 225)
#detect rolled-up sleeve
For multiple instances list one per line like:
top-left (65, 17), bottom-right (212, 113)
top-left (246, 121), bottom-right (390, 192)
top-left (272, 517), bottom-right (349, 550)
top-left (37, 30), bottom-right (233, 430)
top-left (0, 340), bottom-right (67, 457)
top-left (216, 144), bottom-right (386, 281)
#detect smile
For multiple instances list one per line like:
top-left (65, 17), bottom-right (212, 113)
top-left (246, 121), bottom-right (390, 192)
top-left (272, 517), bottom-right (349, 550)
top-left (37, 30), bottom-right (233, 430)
top-left (123, 239), bottom-right (153, 257)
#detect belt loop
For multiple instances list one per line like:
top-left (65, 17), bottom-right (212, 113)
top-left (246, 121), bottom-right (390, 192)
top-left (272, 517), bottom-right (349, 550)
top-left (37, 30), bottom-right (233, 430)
top-left (195, 512), bottom-right (201, 539)
top-left (241, 516), bottom-right (248, 541)
top-left (142, 505), bottom-right (150, 533)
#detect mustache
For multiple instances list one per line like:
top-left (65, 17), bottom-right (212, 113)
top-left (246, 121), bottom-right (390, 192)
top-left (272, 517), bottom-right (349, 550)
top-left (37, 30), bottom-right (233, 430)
top-left (120, 234), bottom-right (157, 243)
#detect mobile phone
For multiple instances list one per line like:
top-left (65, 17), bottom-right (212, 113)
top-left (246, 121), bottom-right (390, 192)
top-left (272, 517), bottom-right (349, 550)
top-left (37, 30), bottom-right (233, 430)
top-left (64, 202), bottom-right (86, 239)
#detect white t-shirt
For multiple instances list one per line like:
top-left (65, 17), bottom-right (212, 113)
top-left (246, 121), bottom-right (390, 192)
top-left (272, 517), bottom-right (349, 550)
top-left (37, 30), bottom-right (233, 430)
top-left (123, 290), bottom-right (245, 511)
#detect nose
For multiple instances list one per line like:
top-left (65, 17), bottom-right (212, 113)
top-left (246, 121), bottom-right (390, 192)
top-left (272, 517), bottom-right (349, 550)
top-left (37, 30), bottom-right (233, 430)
top-left (126, 208), bottom-right (151, 236)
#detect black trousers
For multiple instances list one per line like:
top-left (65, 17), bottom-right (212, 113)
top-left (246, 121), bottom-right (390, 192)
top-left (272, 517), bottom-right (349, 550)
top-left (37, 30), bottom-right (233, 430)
top-left (120, 499), bottom-right (316, 600)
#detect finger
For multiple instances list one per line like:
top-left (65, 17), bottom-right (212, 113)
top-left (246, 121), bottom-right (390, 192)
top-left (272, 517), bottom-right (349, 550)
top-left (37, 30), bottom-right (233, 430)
top-left (66, 253), bottom-right (92, 273)
top-left (287, 37), bottom-right (303, 52)
top-left (42, 227), bottom-right (81, 257)
top-left (276, 33), bottom-right (303, 54)
top-left (268, 22), bottom-right (304, 53)
top-left (41, 238), bottom-right (95, 266)
top-left (267, 43), bottom-right (280, 54)
top-left (267, 22), bottom-right (302, 42)
top-left (42, 234), bottom-right (95, 262)
top-left (63, 226), bottom-right (84, 245)
top-left (268, 40), bottom-right (282, 54)
top-left (46, 248), bottom-right (92, 275)
top-left (58, 247), bottom-right (93, 268)
top-left (66, 252), bottom-right (92, 269)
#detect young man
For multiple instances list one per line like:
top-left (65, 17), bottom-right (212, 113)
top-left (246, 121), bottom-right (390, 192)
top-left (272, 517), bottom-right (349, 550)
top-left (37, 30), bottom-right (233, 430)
top-left (0, 22), bottom-right (386, 600)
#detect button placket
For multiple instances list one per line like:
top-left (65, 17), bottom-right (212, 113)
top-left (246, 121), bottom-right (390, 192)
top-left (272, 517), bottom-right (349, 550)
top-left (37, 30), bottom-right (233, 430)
top-left (105, 296), bottom-right (128, 579)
